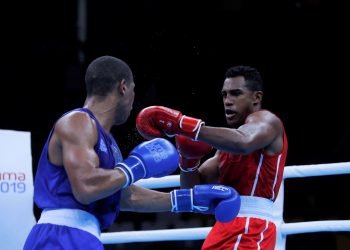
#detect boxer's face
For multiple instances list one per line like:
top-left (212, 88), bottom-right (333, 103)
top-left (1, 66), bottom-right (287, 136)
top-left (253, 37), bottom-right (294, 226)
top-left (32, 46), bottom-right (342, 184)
top-left (221, 76), bottom-right (257, 128)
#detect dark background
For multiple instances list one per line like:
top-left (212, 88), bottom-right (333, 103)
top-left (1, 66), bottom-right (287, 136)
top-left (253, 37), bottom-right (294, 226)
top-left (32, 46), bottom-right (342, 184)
top-left (2, 0), bottom-right (350, 249)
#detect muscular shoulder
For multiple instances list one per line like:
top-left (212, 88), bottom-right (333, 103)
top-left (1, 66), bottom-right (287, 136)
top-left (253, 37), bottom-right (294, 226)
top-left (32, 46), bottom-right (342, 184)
top-left (55, 111), bottom-right (98, 146)
top-left (246, 109), bottom-right (283, 132)
top-left (247, 110), bottom-right (285, 154)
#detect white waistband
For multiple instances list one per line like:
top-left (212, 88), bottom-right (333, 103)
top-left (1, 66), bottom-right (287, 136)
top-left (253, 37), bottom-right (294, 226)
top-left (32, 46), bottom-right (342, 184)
top-left (237, 196), bottom-right (280, 223)
top-left (38, 208), bottom-right (101, 240)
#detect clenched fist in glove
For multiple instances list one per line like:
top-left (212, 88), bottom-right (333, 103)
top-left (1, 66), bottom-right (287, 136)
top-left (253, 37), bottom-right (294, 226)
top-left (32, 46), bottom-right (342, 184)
top-left (175, 135), bottom-right (213, 172)
top-left (136, 106), bottom-right (204, 141)
top-left (115, 138), bottom-right (179, 188)
top-left (171, 184), bottom-right (241, 223)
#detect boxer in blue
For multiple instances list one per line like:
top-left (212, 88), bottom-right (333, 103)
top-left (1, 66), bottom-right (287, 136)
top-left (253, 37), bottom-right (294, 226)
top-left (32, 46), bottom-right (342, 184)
top-left (23, 55), bottom-right (240, 249)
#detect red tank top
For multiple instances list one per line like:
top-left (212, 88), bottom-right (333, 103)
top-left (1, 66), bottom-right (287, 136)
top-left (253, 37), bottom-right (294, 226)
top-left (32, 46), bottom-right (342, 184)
top-left (218, 130), bottom-right (288, 201)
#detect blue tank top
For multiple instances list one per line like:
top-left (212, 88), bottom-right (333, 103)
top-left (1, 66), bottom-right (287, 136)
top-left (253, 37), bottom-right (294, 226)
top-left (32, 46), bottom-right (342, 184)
top-left (34, 108), bottom-right (123, 230)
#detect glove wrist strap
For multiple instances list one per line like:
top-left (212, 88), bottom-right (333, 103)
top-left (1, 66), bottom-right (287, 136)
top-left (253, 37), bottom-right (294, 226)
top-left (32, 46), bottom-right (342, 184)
top-left (114, 156), bottom-right (145, 188)
top-left (179, 116), bottom-right (204, 140)
top-left (114, 166), bottom-right (131, 188)
top-left (179, 157), bottom-right (200, 172)
top-left (179, 165), bottom-right (199, 172)
top-left (171, 189), bottom-right (193, 212)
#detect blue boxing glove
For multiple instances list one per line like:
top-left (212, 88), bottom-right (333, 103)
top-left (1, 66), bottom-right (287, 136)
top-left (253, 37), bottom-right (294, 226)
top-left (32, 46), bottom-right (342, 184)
top-left (170, 184), bottom-right (241, 223)
top-left (115, 138), bottom-right (179, 188)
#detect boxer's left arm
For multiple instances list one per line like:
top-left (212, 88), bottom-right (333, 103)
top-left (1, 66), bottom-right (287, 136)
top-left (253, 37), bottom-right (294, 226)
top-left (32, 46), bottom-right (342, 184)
top-left (120, 184), bottom-right (240, 223)
top-left (120, 185), bottom-right (172, 212)
top-left (175, 135), bottom-right (213, 172)
top-left (180, 150), bottom-right (221, 189)
top-left (171, 184), bottom-right (240, 223)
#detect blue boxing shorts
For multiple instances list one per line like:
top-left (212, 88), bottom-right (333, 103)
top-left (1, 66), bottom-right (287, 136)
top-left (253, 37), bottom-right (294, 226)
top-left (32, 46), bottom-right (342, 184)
top-left (23, 209), bottom-right (103, 250)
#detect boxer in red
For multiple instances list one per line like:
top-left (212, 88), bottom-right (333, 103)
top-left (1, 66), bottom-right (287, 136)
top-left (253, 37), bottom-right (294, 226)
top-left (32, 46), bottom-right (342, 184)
top-left (136, 65), bottom-right (288, 250)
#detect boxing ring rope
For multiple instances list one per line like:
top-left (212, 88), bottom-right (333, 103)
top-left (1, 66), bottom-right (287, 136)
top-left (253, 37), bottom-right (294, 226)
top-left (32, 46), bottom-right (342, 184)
top-left (101, 227), bottom-right (212, 244)
top-left (101, 162), bottom-right (350, 248)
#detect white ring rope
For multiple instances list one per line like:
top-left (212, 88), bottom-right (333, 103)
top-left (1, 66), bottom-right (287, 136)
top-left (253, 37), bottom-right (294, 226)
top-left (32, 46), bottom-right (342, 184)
top-left (283, 162), bottom-right (350, 179)
top-left (281, 220), bottom-right (350, 235)
top-left (102, 162), bottom-right (350, 247)
top-left (101, 227), bottom-right (211, 244)
top-left (136, 175), bottom-right (179, 189)
top-left (101, 220), bottom-right (350, 244)
top-left (136, 161), bottom-right (350, 189)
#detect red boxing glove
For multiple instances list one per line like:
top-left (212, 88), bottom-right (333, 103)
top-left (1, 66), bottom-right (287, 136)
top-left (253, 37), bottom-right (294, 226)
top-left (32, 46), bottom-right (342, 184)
top-left (136, 106), bottom-right (204, 140)
top-left (175, 135), bottom-right (213, 172)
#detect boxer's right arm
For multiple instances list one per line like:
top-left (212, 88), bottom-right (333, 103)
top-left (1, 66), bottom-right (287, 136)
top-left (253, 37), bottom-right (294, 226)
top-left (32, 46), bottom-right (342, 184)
top-left (55, 112), bottom-right (128, 204)
top-left (114, 138), bottom-right (179, 188)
